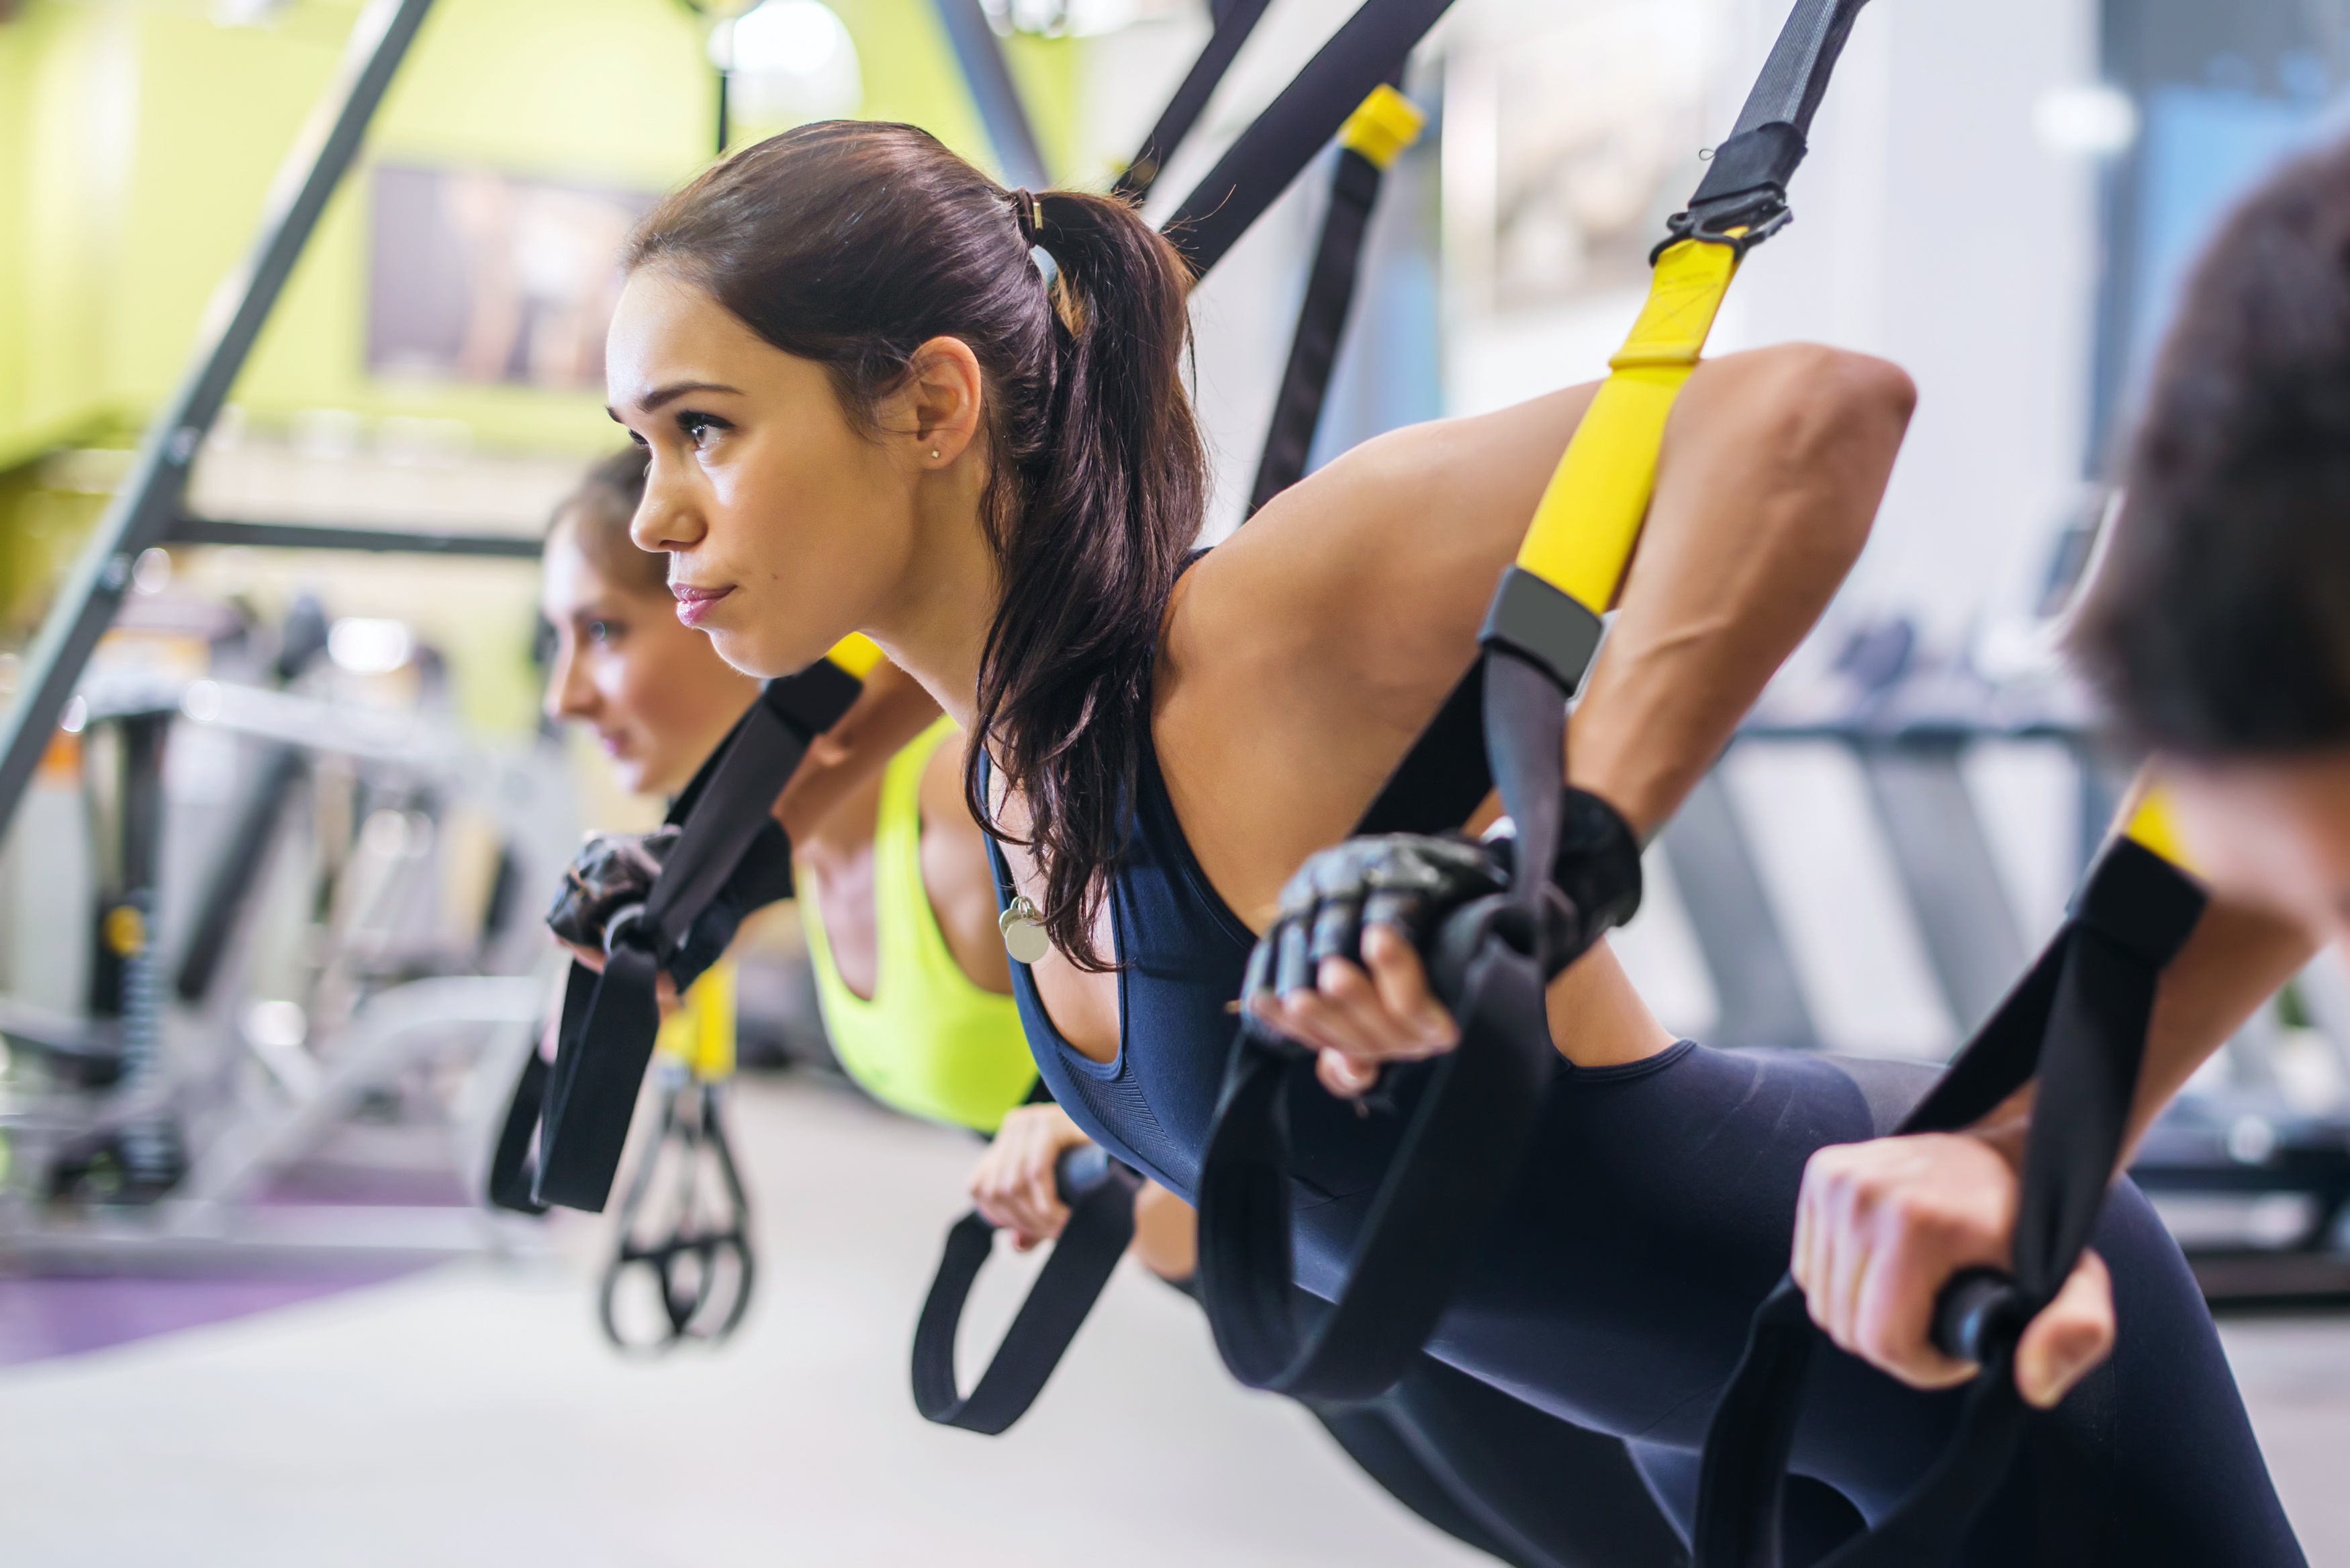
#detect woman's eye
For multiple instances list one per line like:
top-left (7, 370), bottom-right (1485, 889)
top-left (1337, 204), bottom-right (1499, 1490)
top-left (675, 410), bottom-right (733, 449)
top-left (585, 620), bottom-right (623, 645)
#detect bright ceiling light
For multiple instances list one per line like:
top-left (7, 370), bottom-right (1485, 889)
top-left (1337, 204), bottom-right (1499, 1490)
top-left (732, 0), bottom-right (845, 75)
top-left (2034, 84), bottom-right (2140, 157)
top-left (328, 618), bottom-right (414, 675)
top-left (719, 0), bottom-right (863, 124)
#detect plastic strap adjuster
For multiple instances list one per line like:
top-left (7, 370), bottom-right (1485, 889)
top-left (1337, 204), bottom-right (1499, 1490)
top-left (1337, 83), bottom-right (1425, 171)
top-left (1480, 566), bottom-right (1606, 695)
top-left (2070, 836), bottom-right (2207, 970)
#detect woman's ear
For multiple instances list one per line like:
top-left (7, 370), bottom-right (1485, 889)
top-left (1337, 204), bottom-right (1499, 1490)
top-left (892, 336), bottom-right (986, 467)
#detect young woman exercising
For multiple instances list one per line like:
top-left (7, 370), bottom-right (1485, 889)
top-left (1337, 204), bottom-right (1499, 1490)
top-left (604, 121), bottom-right (2294, 1558)
top-left (547, 446), bottom-right (1685, 1566)
top-left (1780, 141), bottom-right (2350, 1435)
top-left (544, 444), bottom-right (1027, 1113)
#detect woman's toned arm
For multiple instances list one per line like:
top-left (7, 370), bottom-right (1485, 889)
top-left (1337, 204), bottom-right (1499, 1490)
top-left (1161, 345), bottom-right (1911, 1083)
top-left (1162, 344), bottom-right (1914, 932)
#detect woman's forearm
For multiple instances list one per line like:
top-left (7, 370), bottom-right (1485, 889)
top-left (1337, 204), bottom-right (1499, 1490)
top-left (2120, 897), bottom-right (2314, 1160)
top-left (1569, 346), bottom-right (1914, 837)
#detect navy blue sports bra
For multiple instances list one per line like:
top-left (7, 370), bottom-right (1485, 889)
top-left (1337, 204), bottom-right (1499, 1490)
top-left (982, 730), bottom-right (1417, 1212)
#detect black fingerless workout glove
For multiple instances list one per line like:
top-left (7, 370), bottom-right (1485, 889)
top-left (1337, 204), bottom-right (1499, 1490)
top-left (545, 820), bottom-right (796, 995)
top-left (1239, 786), bottom-right (1644, 1034)
top-left (546, 828), bottom-right (678, 954)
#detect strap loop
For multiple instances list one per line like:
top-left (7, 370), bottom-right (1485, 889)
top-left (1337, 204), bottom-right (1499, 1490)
top-left (1692, 830), bottom-right (2208, 1567)
top-left (912, 1149), bottom-right (1143, 1432)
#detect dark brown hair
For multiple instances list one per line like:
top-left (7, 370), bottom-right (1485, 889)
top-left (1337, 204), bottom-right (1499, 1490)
top-left (550, 444), bottom-right (665, 599)
top-left (2075, 138), bottom-right (2350, 754)
top-left (625, 121), bottom-right (1206, 967)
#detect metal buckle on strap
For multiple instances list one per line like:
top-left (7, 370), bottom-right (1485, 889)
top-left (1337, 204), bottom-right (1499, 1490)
top-left (1654, 196), bottom-right (1789, 262)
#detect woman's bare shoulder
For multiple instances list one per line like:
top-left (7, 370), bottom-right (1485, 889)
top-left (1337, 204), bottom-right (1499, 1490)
top-left (1152, 384), bottom-right (1603, 917)
top-left (1170, 383), bottom-right (1603, 714)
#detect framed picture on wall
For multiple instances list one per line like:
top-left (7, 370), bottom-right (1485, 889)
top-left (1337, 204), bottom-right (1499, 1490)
top-left (367, 165), bottom-right (657, 391)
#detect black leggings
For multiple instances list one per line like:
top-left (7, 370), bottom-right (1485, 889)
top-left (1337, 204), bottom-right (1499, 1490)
top-left (1282, 1044), bottom-right (2301, 1567)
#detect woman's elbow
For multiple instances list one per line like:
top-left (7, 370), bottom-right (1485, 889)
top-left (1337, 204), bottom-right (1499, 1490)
top-left (1748, 342), bottom-right (1916, 456)
top-left (1740, 344), bottom-right (1914, 562)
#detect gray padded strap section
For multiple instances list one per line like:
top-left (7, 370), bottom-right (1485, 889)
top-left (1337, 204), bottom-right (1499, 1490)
top-left (1819, 1055), bottom-right (1942, 1138)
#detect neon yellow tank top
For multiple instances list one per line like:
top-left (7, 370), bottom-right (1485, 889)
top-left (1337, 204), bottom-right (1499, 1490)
top-left (800, 718), bottom-right (1037, 1132)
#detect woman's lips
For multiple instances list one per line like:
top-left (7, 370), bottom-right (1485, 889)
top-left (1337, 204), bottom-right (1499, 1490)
top-left (671, 582), bottom-right (734, 628)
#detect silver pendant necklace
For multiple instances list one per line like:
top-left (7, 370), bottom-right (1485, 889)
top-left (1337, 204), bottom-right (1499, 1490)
top-left (998, 895), bottom-right (1051, 964)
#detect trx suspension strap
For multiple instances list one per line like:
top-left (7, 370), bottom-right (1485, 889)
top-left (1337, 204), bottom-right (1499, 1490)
top-left (912, 1145), bottom-right (1144, 1432)
top-left (1113, 0), bottom-right (1276, 203)
top-left (909, 75), bottom-right (1431, 1436)
top-left (516, 634), bottom-right (883, 1213)
top-left (1160, 0), bottom-right (1455, 279)
top-left (600, 965), bottom-right (756, 1353)
top-left (1692, 795), bottom-right (2205, 1568)
top-left (1248, 82), bottom-right (1425, 516)
top-left (1194, 0), bottom-right (1872, 1403)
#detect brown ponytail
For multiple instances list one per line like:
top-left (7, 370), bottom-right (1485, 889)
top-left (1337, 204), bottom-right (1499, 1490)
top-left (626, 123), bottom-right (1205, 968)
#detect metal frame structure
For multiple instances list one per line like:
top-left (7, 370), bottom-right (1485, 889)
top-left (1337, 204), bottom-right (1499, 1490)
top-left (927, 0), bottom-right (1050, 190)
top-left (0, 0), bottom-right (440, 838)
top-left (0, 0), bottom-right (1053, 863)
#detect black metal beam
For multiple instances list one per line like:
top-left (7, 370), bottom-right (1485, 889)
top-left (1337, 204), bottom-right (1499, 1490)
top-left (0, 0), bottom-right (438, 842)
top-left (171, 516), bottom-right (540, 559)
top-left (928, 0), bottom-right (1049, 191)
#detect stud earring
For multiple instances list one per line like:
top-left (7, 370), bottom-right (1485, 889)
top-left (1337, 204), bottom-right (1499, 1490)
top-left (930, 449), bottom-right (940, 459)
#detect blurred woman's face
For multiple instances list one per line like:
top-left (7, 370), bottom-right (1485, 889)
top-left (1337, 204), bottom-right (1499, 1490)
top-left (541, 513), bottom-right (759, 797)
top-left (603, 269), bottom-right (939, 680)
top-left (2171, 750), bottom-right (2350, 948)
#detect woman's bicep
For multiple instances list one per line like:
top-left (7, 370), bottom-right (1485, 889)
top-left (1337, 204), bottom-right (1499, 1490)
top-left (1198, 381), bottom-right (1607, 707)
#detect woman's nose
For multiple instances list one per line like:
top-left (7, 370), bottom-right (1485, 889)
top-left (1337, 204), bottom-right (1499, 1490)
top-left (630, 455), bottom-right (706, 554)
top-left (547, 635), bottom-right (596, 723)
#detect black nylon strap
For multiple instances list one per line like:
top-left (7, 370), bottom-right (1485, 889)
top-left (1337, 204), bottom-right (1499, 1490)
top-left (1692, 839), bottom-right (2206, 1568)
top-left (599, 1077), bottom-right (757, 1352)
top-left (486, 1047), bottom-right (553, 1215)
top-left (1197, 651), bottom-right (1572, 1400)
top-left (1162, 0), bottom-right (1454, 278)
top-left (1354, 656), bottom-right (1490, 836)
top-left (532, 667), bottom-right (859, 1213)
top-left (1722, 0), bottom-right (1873, 142)
top-left (1248, 146), bottom-right (1386, 516)
top-left (536, 946), bottom-right (665, 1212)
top-left (911, 1153), bottom-right (1143, 1433)
top-left (1114, 0), bottom-right (1276, 203)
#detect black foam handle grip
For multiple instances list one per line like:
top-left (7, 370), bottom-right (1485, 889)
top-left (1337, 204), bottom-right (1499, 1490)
top-left (1054, 1143), bottom-right (1113, 1206)
top-left (1930, 1267), bottom-right (2020, 1365)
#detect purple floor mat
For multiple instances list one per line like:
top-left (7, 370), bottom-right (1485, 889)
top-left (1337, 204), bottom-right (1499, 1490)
top-left (0, 1267), bottom-right (422, 1367)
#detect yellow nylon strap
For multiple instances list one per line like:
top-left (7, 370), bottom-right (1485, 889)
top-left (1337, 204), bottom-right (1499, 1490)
top-left (825, 632), bottom-right (886, 679)
top-left (2120, 781), bottom-right (2196, 875)
top-left (1513, 238), bottom-right (1742, 611)
top-left (657, 956), bottom-right (738, 1081)
top-left (1338, 85), bottom-right (1426, 172)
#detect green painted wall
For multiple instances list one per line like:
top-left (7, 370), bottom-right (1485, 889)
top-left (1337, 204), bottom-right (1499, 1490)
top-left (0, 0), bottom-right (1080, 468)
top-left (0, 0), bottom-right (1082, 705)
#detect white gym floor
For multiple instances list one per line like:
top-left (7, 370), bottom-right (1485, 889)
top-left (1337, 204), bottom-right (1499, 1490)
top-left (1, 1074), bottom-right (2346, 1567)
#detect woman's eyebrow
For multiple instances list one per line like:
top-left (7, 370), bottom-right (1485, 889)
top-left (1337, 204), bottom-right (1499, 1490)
top-left (610, 380), bottom-right (745, 420)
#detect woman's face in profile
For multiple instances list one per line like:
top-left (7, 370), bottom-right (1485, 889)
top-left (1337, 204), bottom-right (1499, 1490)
top-left (541, 514), bottom-right (758, 797)
top-left (604, 269), bottom-right (920, 682)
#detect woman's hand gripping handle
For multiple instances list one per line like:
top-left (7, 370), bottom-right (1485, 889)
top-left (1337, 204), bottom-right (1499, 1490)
top-left (1239, 791), bottom-right (1642, 1098)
